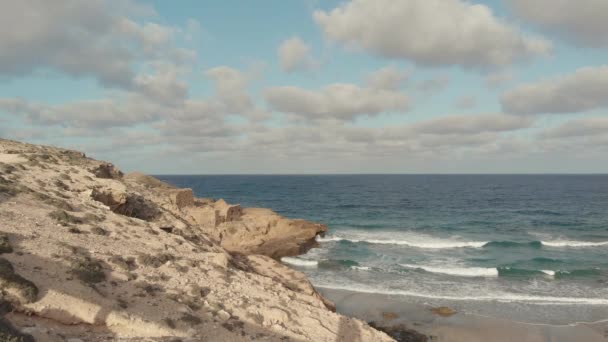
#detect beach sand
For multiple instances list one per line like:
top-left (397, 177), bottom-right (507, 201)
top-left (318, 287), bottom-right (608, 342)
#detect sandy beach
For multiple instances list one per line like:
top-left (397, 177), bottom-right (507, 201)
top-left (318, 287), bottom-right (608, 342)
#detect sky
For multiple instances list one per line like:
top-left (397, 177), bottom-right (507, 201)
top-left (0, 0), bottom-right (607, 174)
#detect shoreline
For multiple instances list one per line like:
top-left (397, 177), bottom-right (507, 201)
top-left (317, 287), bottom-right (608, 342)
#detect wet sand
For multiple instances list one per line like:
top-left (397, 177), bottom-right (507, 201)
top-left (318, 287), bottom-right (608, 342)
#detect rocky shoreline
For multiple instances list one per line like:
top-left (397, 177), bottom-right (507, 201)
top-left (0, 138), bottom-right (395, 341)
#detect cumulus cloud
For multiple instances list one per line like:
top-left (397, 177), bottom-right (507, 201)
top-left (314, 0), bottom-right (551, 68)
top-left (541, 117), bottom-right (608, 139)
top-left (0, 96), bottom-right (164, 129)
top-left (409, 114), bottom-right (532, 135)
top-left (509, 0), bottom-right (608, 47)
top-left (501, 66), bottom-right (608, 115)
top-left (264, 83), bottom-right (409, 121)
top-left (366, 66), bottom-right (409, 90)
top-left (0, 63), bottom-right (268, 129)
top-left (0, 0), bottom-right (194, 88)
top-left (278, 37), bottom-right (317, 72)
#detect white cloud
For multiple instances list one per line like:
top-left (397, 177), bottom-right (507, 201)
top-left (366, 66), bottom-right (409, 90)
top-left (264, 83), bottom-right (409, 121)
top-left (509, 0), bottom-right (608, 47)
top-left (0, 0), bottom-right (195, 88)
top-left (541, 117), bottom-right (608, 139)
top-left (501, 66), bottom-right (608, 115)
top-left (314, 0), bottom-right (551, 68)
top-left (409, 114), bottom-right (532, 135)
top-left (278, 37), bottom-right (317, 72)
top-left (0, 96), bottom-right (163, 129)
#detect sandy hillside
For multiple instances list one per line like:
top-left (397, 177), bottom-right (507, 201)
top-left (0, 138), bottom-right (393, 342)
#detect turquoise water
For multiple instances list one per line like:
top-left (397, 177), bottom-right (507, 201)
top-left (158, 175), bottom-right (608, 324)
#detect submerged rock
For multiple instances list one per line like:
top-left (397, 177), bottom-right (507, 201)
top-left (430, 306), bottom-right (457, 317)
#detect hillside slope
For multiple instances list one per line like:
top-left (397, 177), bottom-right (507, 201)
top-left (0, 138), bottom-right (392, 342)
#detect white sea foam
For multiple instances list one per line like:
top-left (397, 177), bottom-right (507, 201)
top-left (541, 240), bottom-right (608, 247)
top-left (351, 266), bottom-right (371, 271)
top-left (317, 284), bottom-right (608, 306)
top-left (280, 257), bottom-right (318, 267)
top-left (541, 270), bottom-right (556, 276)
top-left (401, 264), bottom-right (499, 277)
top-left (317, 232), bottom-right (487, 249)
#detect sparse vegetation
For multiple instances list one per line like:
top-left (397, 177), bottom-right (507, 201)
top-left (116, 297), bottom-right (129, 309)
top-left (68, 227), bottom-right (82, 234)
top-left (137, 253), bottom-right (175, 268)
top-left (70, 256), bottom-right (106, 284)
top-left (109, 255), bottom-right (136, 271)
top-left (0, 235), bottom-right (12, 254)
top-left (91, 227), bottom-right (108, 236)
top-left (0, 258), bottom-right (38, 304)
top-left (162, 317), bottom-right (176, 329)
top-left (0, 317), bottom-right (35, 342)
top-left (48, 210), bottom-right (83, 226)
top-left (0, 163), bottom-right (16, 175)
top-left (134, 281), bottom-right (163, 296)
top-left (59, 173), bottom-right (72, 181)
top-left (0, 177), bottom-right (19, 197)
top-left (179, 313), bottom-right (202, 325)
top-left (34, 192), bottom-right (73, 211)
top-left (83, 213), bottom-right (105, 223)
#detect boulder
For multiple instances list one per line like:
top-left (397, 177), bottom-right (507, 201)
top-left (430, 306), bottom-right (456, 317)
top-left (90, 163), bottom-right (123, 179)
top-left (90, 188), bottom-right (127, 208)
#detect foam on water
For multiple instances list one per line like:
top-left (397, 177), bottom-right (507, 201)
top-left (401, 264), bottom-right (499, 277)
top-left (281, 257), bottom-right (318, 267)
top-left (317, 283), bottom-right (608, 306)
top-left (317, 231), bottom-right (488, 249)
top-left (541, 240), bottom-right (608, 247)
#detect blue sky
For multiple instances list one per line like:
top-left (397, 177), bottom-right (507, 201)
top-left (1, 0), bottom-right (607, 174)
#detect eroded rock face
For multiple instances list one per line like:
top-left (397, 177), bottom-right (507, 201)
top-left (90, 188), bottom-right (158, 221)
top-left (217, 209), bottom-right (328, 258)
top-left (169, 188), bottom-right (194, 210)
top-left (0, 138), bottom-right (395, 342)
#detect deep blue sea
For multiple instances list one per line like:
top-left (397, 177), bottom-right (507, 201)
top-left (157, 175), bottom-right (608, 324)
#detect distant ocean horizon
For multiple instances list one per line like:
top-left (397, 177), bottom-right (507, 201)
top-left (157, 174), bottom-right (608, 325)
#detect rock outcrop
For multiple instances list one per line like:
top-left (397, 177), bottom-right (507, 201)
top-left (0, 138), bottom-right (392, 342)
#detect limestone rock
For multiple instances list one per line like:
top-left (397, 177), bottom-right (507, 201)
top-left (0, 138), bottom-right (395, 342)
top-left (431, 306), bottom-right (457, 317)
top-left (90, 162), bottom-right (123, 179)
top-left (214, 199), bottom-right (242, 223)
top-left (169, 188), bottom-right (194, 210)
top-left (216, 310), bottom-right (231, 321)
top-left (90, 188), bottom-right (128, 208)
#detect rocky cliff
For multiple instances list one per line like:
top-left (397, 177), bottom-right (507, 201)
top-left (0, 138), bottom-right (393, 341)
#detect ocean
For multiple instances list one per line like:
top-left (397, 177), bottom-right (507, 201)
top-left (157, 174), bottom-right (608, 325)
